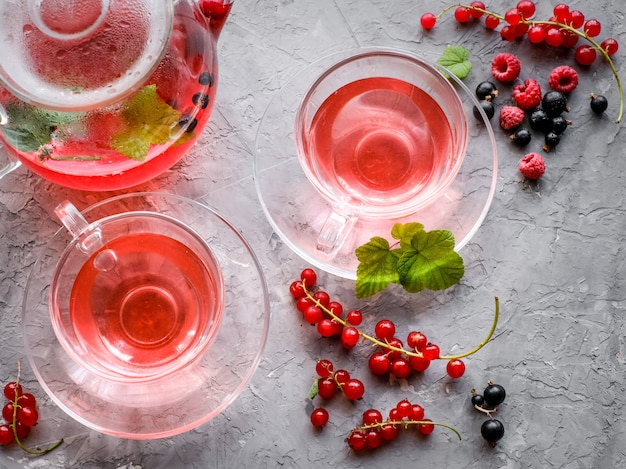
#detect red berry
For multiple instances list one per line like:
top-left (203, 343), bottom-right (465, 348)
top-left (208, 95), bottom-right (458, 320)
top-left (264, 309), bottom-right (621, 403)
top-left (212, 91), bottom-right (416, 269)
top-left (418, 419), bottom-right (435, 435)
top-left (310, 408), bottom-right (329, 428)
top-left (409, 355), bottom-right (431, 372)
top-left (365, 430), bottom-right (382, 449)
top-left (491, 53), bottom-right (521, 82)
top-left (380, 423), bottom-right (399, 441)
top-left (407, 331), bottom-right (428, 351)
top-left (527, 25), bottom-right (546, 43)
top-left (4, 382), bottom-right (23, 401)
top-left (512, 79), bottom-right (542, 110)
top-left (516, 0), bottom-right (536, 19)
top-left (327, 301), bottom-right (343, 318)
top-left (343, 379), bottom-right (365, 400)
top-left (544, 27), bottom-right (564, 47)
top-left (312, 291), bottom-right (330, 308)
top-left (300, 268), bottom-right (317, 287)
top-left (385, 337), bottom-right (404, 361)
top-left (515, 23), bottom-right (530, 38)
top-left (395, 399), bottom-right (412, 418)
top-left (0, 424), bottom-right (13, 445)
top-left (374, 319), bottom-right (396, 341)
top-left (548, 65), bottom-right (579, 94)
top-left (362, 408), bottom-right (383, 425)
top-left (469, 1), bottom-right (486, 18)
top-left (317, 378), bottom-right (338, 399)
top-left (347, 430), bottom-right (367, 451)
top-left (569, 10), bottom-right (585, 28)
top-left (289, 280), bottom-right (305, 299)
top-left (2, 402), bottom-right (14, 423)
top-left (388, 407), bottom-right (401, 421)
top-left (499, 105), bottom-right (525, 130)
top-left (368, 352), bottom-right (391, 375)
top-left (500, 25), bottom-right (517, 42)
top-left (454, 6), bottom-right (471, 23)
top-left (14, 420), bottom-right (30, 439)
top-left (17, 406), bottom-right (38, 427)
top-left (519, 152), bottom-right (546, 180)
top-left (304, 305), bottom-right (323, 325)
top-left (420, 12), bottom-right (437, 30)
top-left (341, 327), bottom-right (360, 349)
top-left (575, 45), bottom-right (597, 66)
top-left (296, 296), bottom-right (313, 314)
top-left (390, 357), bottom-right (411, 379)
top-left (18, 393), bottom-right (37, 408)
top-left (316, 359), bottom-right (334, 378)
top-left (422, 343), bottom-right (441, 361)
top-left (317, 318), bottom-right (335, 337)
top-left (504, 8), bottom-right (522, 26)
top-left (584, 19), bottom-right (602, 37)
top-left (345, 310), bottom-right (363, 326)
top-left (484, 15), bottom-right (500, 30)
top-left (561, 31), bottom-right (579, 48)
top-left (553, 4), bottom-right (571, 24)
top-left (330, 320), bottom-right (344, 337)
top-left (409, 404), bottom-right (425, 421)
top-left (334, 369), bottom-right (350, 385)
top-left (601, 38), bottom-right (619, 56)
top-left (446, 359), bottom-right (466, 378)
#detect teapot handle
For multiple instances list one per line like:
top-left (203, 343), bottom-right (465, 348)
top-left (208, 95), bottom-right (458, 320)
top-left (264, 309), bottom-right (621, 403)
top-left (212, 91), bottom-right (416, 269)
top-left (0, 104), bottom-right (22, 179)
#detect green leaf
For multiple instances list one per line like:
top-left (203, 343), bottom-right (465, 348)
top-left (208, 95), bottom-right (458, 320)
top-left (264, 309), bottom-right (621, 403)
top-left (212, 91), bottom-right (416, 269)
top-left (396, 230), bottom-right (464, 293)
top-left (309, 378), bottom-right (319, 399)
top-left (355, 236), bottom-right (400, 299)
top-left (437, 45), bottom-right (472, 80)
top-left (391, 222), bottom-right (424, 249)
top-left (111, 84), bottom-right (182, 161)
top-left (1, 127), bottom-right (41, 153)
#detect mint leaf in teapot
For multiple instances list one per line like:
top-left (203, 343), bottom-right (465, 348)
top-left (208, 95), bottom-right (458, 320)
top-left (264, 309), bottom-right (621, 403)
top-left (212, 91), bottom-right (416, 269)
top-left (111, 84), bottom-right (182, 161)
top-left (437, 45), bottom-right (472, 80)
top-left (355, 223), bottom-right (464, 299)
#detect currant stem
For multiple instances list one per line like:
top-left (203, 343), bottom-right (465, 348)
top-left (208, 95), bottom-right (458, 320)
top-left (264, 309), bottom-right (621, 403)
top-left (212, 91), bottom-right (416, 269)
top-left (358, 420), bottom-right (462, 440)
top-left (444, 4), bottom-right (624, 123)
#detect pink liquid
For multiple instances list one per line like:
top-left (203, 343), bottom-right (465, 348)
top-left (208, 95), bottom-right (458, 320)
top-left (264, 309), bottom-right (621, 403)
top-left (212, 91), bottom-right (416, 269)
top-left (307, 77), bottom-right (455, 210)
top-left (69, 232), bottom-right (222, 377)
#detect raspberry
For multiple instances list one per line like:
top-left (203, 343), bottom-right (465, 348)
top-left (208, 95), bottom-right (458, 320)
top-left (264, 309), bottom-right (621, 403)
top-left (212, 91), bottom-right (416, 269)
top-left (512, 79), bottom-right (542, 109)
top-left (491, 53), bottom-right (521, 82)
top-left (499, 105), bottom-right (525, 130)
top-left (548, 65), bottom-right (579, 94)
top-left (518, 152), bottom-right (546, 180)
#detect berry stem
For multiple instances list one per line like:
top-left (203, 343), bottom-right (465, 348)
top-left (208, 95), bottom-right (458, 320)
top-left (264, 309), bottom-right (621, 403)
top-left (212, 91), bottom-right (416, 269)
top-left (358, 420), bottom-right (462, 440)
top-left (440, 4), bottom-right (624, 123)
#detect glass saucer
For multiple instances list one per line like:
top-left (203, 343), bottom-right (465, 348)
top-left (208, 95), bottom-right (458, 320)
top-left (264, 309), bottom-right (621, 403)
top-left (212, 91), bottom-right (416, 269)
top-left (253, 47), bottom-right (498, 279)
top-left (22, 192), bottom-right (270, 439)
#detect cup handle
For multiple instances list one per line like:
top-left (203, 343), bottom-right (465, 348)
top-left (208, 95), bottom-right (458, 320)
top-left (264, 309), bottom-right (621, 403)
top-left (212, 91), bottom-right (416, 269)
top-left (315, 210), bottom-right (358, 259)
top-left (0, 142), bottom-right (22, 180)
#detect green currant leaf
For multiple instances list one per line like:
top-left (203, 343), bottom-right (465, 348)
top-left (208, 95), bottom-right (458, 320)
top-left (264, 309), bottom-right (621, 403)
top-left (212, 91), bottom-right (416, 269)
top-left (396, 230), bottom-right (464, 293)
top-left (437, 45), bottom-right (472, 80)
top-left (111, 84), bottom-right (182, 161)
top-left (355, 236), bottom-right (400, 299)
top-left (309, 378), bottom-right (319, 400)
top-left (391, 222), bottom-right (424, 249)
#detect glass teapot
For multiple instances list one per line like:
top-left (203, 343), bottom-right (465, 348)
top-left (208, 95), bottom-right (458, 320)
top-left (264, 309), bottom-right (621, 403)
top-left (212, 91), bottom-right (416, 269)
top-left (0, 0), bottom-right (232, 191)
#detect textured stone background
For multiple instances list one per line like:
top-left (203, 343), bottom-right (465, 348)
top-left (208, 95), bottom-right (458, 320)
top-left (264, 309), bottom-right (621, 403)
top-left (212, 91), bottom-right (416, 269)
top-left (1, 0), bottom-right (626, 467)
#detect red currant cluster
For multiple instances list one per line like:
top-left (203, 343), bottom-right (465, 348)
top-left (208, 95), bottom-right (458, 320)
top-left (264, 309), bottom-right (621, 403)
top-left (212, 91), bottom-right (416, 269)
top-left (470, 381), bottom-right (507, 446)
top-left (346, 399), bottom-right (460, 451)
top-left (313, 359), bottom-right (365, 401)
top-left (0, 373), bottom-right (62, 455)
top-left (420, 1), bottom-right (623, 123)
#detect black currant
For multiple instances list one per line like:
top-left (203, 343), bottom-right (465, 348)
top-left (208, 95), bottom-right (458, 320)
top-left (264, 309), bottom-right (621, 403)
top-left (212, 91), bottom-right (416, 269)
top-left (473, 100), bottom-right (495, 120)
top-left (529, 108), bottom-right (551, 132)
top-left (590, 94), bottom-right (608, 114)
top-left (471, 394), bottom-right (485, 408)
top-left (542, 91), bottom-right (568, 117)
top-left (475, 81), bottom-right (498, 100)
top-left (550, 116), bottom-right (571, 135)
top-left (483, 383), bottom-right (506, 407)
top-left (544, 132), bottom-right (560, 151)
top-left (481, 419), bottom-right (505, 443)
top-left (509, 128), bottom-right (532, 146)
top-left (179, 115), bottom-right (198, 133)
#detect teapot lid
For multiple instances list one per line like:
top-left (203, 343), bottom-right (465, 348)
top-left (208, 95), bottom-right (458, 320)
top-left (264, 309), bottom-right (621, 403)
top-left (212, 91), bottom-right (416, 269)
top-left (0, 0), bottom-right (173, 111)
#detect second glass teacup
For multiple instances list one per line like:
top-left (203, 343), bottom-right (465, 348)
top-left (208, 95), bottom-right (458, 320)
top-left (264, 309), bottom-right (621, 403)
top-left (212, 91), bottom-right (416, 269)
top-left (295, 50), bottom-right (469, 257)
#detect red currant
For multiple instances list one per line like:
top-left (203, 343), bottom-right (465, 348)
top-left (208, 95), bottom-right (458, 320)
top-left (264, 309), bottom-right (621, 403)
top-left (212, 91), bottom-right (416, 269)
top-left (407, 331), bottom-right (427, 351)
top-left (379, 423), bottom-right (399, 441)
top-left (317, 378), bottom-right (337, 399)
top-left (341, 327), bottom-right (360, 349)
top-left (315, 359), bottom-right (334, 378)
top-left (368, 352), bottom-right (391, 375)
top-left (469, 1), bottom-right (486, 18)
top-left (334, 369), bottom-right (350, 386)
top-left (2, 402), bottom-right (14, 423)
top-left (515, 23), bottom-right (529, 38)
top-left (500, 25), bottom-right (517, 42)
top-left (199, 0), bottom-right (230, 20)
top-left (584, 19), bottom-right (602, 37)
top-left (296, 296), bottom-right (312, 314)
top-left (365, 429), bottom-right (382, 449)
top-left (388, 407), bottom-right (401, 421)
top-left (575, 45), bottom-right (597, 65)
top-left (347, 430), bottom-right (367, 451)
top-left (345, 309), bottom-right (363, 326)
top-left (4, 382), bottom-right (23, 401)
top-left (300, 268), bottom-right (317, 287)
top-left (395, 399), bottom-right (412, 418)
top-left (544, 27), bottom-right (564, 47)
top-left (330, 320), bottom-right (343, 337)
top-left (484, 15), bottom-right (500, 30)
top-left (446, 359), bottom-right (466, 378)
top-left (303, 305), bottom-right (323, 325)
top-left (561, 31), bottom-right (579, 48)
top-left (312, 291), bottom-right (330, 308)
top-left (409, 404), bottom-right (425, 421)
top-left (409, 355), bottom-right (431, 372)
top-left (0, 424), bottom-right (13, 445)
top-left (601, 38), bottom-right (619, 56)
top-left (362, 408), bottom-right (383, 425)
top-left (504, 8), bottom-right (522, 26)
top-left (289, 280), bottom-right (305, 299)
top-left (317, 318), bottom-right (335, 337)
top-left (14, 420), bottom-right (30, 439)
top-left (18, 393), bottom-right (37, 409)
top-left (310, 408), bottom-right (329, 428)
top-left (527, 25), bottom-right (546, 43)
top-left (390, 357), bottom-right (411, 379)
top-left (17, 406), bottom-right (39, 427)
top-left (418, 419), bottom-right (435, 435)
top-left (454, 6), bottom-right (471, 24)
top-left (420, 12), bottom-right (437, 30)
top-left (327, 301), bottom-right (343, 317)
top-left (422, 343), bottom-right (441, 360)
top-left (516, 0), bottom-right (536, 19)
top-left (343, 379), bottom-right (365, 400)
top-left (569, 10), bottom-right (585, 28)
top-left (553, 4), bottom-right (571, 24)
top-left (385, 337), bottom-right (404, 361)
top-left (374, 319), bottom-right (395, 341)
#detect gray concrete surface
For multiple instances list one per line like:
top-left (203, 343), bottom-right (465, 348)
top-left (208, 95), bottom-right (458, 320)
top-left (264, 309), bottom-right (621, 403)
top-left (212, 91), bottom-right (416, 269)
top-left (1, 0), bottom-right (625, 467)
